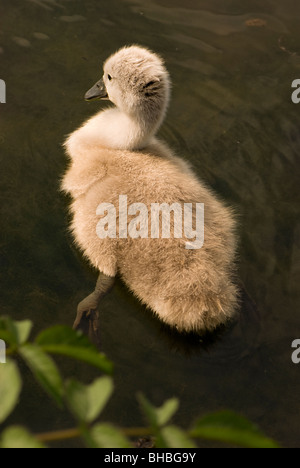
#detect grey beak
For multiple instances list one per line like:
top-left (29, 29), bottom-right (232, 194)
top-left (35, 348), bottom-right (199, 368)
top-left (84, 78), bottom-right (109, 101)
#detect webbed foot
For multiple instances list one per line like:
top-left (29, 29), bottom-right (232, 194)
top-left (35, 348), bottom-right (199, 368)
top-left (73, 293), bottom-right (101, 348)
top-left (72, 273), bottom-right (115, 349)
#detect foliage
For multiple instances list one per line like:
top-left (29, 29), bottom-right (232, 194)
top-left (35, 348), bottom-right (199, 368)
top-left (0, 317), bottom-right (279, 448)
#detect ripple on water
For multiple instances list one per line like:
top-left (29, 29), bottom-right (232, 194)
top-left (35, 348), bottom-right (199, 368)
top-left (129, 0), bottom-right (288, 36)
top-left (164, 32), bottom-right (222, 54)
top-left (27, 0), bottom-right (65, 11)
top-left (33, 32), bottom-right (50, 40)
top-left (59, 15), bottom-right (86, 23)
top-left (12, 36), bottom-right (31, 48)
top-left (205, 285), bottom-right (262, 364)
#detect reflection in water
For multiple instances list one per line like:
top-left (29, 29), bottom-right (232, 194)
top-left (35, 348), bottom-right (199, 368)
top-left (0, 0), bottom-right (300, 447)
top-left (142, 282), bottom-right (260, 362)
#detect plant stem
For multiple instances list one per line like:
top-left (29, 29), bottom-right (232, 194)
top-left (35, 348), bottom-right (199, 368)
top-left (36, 428), bottom-right (81, 443)
top-left (122, 427), bottom-right (152, 437)
top-left (35, 426), bottom-right (152, 443)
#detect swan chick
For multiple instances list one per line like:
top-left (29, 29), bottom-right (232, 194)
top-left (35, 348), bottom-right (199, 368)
top-left (62, 45), bottom-right (238, 337)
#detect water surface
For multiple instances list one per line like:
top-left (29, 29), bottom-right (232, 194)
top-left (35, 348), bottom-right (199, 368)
top-left (1, 0), bottom-right (300, 447)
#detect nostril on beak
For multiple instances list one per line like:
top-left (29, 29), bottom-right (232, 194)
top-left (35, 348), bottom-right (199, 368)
top-left (85, 78), bottom-right (109, 101)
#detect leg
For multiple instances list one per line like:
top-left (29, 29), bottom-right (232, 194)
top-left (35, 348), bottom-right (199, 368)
top-left (73, 272), bottom-right (115, 347)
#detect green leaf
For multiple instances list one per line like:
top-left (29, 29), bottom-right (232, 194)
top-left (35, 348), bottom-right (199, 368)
top-left (0, 426), bottom-right (45, 448)
top-left (14, 320), bottom-right (33, 345)
top-left (89, 423), bottom-right (131, 448)
top-left (65, 376), bottom-right (113, 423)
top-left (0, 360), bottom-right (22, 423)
top-left (36, 325), bottom-right (94, 348)
top-left (137, 393), bottom-right (158, 428)
top-left (158, 425), bottom-right (197, 448)
top-left (42, 345), bottom-right (113, 374)
top-left (0, 318), bottom-right (32, 347)
top-left (19, 344), bottom-right (64, 407)
top-left (190, 411), bottom-right (279, 448)
top-left (137, 394), bottom-right (179, 429)
top-left (0, 317), bottom-right (17, 346)
top-left (0, 329), bottom-right (15, 347)
top-left (156, 398), bottom-right (179, 426)
top-left (36, 326), bottom-right (113, 374)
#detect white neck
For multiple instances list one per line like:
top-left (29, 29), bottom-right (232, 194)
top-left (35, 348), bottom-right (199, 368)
top-left (66, 102), bottom-right (167, 158)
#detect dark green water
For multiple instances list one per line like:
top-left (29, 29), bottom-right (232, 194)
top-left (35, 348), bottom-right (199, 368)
top-left (1, 0), bottom-right (300, 447)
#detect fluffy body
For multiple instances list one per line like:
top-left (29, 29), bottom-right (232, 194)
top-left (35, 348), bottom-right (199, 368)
top-left (62, 45), bottom-right (238, 333)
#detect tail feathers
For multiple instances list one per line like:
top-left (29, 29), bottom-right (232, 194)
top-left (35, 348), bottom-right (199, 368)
top-left (152, 282), bottom-right (239, 333)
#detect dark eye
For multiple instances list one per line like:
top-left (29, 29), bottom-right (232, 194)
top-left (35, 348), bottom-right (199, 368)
top-left (143, 80), bottom-right (156, 89)
top-left (107, 74), bottom-right (112, 81)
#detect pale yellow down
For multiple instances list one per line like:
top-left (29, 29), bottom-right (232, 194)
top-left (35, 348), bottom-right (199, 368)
top-left (62, 45), bottom-right (238, 333)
